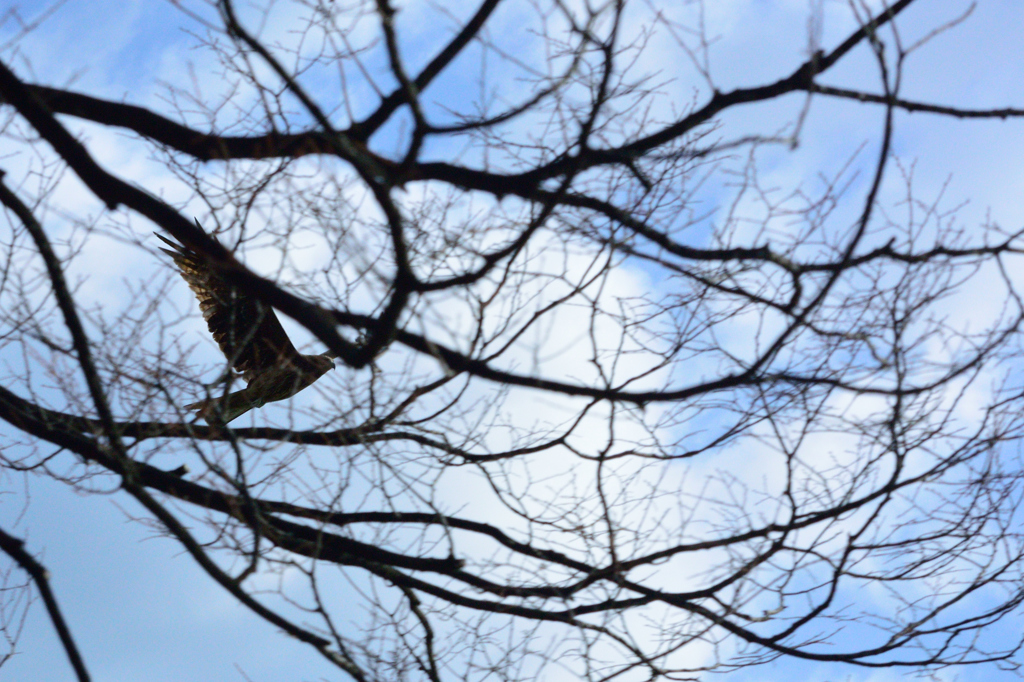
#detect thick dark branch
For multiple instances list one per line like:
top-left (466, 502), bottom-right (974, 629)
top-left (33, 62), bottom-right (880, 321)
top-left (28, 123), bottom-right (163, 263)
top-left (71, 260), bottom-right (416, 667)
top-left (0, 527), bottom-right (91, 682)
top-left (0, 386), bottom-right (596, 604)
top-left (809, 83), bottom-right (1024, 119)
top-left (0, 393), bottom-right (563, 460)
top-left (0, 85), bottom-right (371, 161)
top-left (0, 385), bottom-right (474, 577)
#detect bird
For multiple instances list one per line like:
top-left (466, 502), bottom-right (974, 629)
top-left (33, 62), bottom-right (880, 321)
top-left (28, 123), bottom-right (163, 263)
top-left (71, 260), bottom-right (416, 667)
top-left (156, 226), bottom-right (335, 424)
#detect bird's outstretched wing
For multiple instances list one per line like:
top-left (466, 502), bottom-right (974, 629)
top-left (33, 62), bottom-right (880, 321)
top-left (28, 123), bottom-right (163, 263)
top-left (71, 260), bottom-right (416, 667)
top-left (156, 230), bottom-right (302, 384)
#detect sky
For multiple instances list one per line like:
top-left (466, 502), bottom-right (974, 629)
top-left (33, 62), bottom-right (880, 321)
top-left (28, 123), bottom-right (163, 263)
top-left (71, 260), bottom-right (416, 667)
top-left (3, 0), bottom-right (1024, 681)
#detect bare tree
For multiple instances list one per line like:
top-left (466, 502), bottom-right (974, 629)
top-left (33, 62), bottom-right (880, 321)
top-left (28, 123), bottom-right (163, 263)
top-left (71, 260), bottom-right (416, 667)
top-left (2, 0), bottom-right (1024, 679)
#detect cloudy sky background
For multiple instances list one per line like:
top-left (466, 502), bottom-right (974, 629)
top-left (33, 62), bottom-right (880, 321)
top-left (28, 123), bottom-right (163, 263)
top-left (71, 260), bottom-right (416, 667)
top-left (3, 0), bottom-right (1024, 680)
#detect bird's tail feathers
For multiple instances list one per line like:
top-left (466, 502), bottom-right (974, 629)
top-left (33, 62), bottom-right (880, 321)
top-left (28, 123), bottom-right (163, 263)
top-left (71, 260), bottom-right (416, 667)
top-left (185, 389), bottom-right (253, 424)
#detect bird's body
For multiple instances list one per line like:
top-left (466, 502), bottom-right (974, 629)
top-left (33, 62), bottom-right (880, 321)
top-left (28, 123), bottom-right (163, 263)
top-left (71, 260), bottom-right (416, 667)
top-left (157, 228), bottom-right (335, 424)
top-left (185, 354), bottom-right (335, 423)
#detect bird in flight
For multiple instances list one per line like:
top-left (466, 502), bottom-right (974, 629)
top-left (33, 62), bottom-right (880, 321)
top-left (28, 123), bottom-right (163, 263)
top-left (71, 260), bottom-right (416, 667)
top-left (157, 228), bottom-right (335, 424)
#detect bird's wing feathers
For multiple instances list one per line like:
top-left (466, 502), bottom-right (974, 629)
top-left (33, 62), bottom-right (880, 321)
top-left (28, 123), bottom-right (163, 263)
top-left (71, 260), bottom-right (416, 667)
top-left (156, 232), bottom-right (302, 384)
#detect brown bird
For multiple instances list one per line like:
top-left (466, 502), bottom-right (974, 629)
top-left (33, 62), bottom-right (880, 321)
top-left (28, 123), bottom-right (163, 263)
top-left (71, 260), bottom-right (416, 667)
top-left (157, 228), bottom-right (335, 424)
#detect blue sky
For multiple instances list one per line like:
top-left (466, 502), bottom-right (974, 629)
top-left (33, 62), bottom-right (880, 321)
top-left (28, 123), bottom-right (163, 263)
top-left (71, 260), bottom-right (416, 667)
top-left (3, 0), bottom-right (1024, 681)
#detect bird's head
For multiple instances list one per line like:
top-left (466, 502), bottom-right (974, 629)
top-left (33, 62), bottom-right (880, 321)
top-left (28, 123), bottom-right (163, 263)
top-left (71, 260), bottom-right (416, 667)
top-left (309, 353), bottom-right (336, 376)
top-left (322, 349), bottom-right (340, 370)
